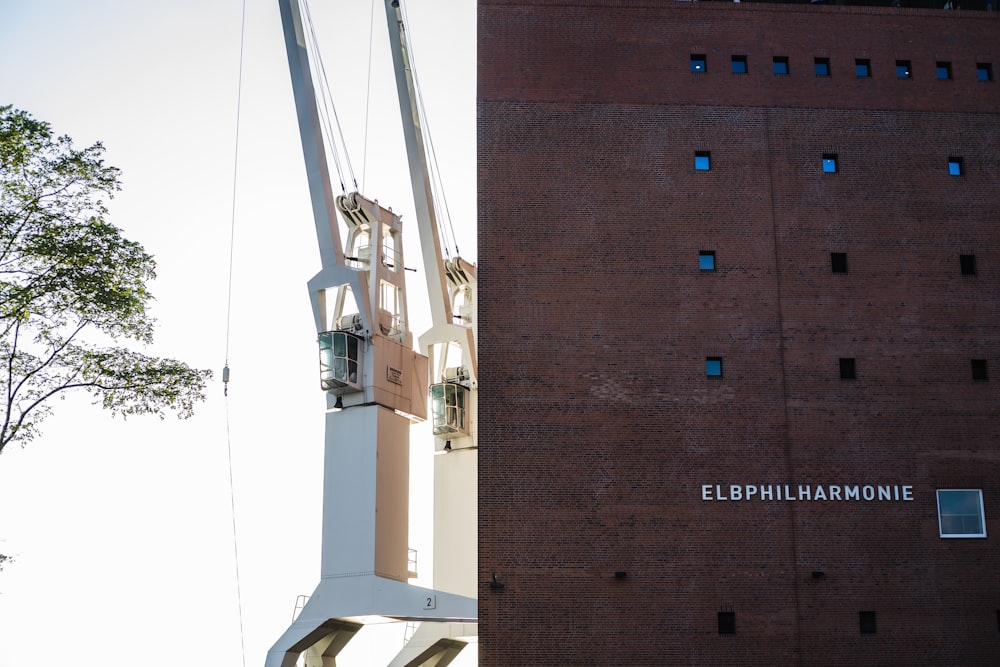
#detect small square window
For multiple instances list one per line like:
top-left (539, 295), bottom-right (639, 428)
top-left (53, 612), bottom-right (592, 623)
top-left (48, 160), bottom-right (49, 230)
top-left (936, 61), bottom-right (952, 80)
top-left (839, 358), bottom-right (856, 379)
top-left (814, 57), bottom-right (830, 77)
top-left (706, 357), bottom-right (723, 377)
top-left (896, 60), bottom-right (912, 79)
top-left (949, 157), bottom-right (964, 176)
top-left (860, 611), bottom-right (877, 634)
top-left (972, 359), bottom-right (988, 381)
top-left (695, 151), bottom-right (711, 171)
top-left (977, 63), bottom-right (993, 82)
top-left (855, 59), bottom-right (871, 78)
top-left (731, 55), bottom-right (748, 74)
top-left (822, 153), bottom-right (838, 173)
top-left (699, 251), bottom-right (716, 271)
top-left (691, 54), bottom-right (707, 73)
top-left (773, 56), bottom-right (789, 75)
top-left (831, 252), bottom-right (848, 274)
top-left (960, 254), bottom-right (976, 276)
top-left (718, 611), bottom-right (736, 635)
top-left (937, 489), bottom-right (986, 538)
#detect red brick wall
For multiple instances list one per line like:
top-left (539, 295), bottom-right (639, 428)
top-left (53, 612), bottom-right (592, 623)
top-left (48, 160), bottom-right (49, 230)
top-left (479, 2), bottom-right (1000, 665)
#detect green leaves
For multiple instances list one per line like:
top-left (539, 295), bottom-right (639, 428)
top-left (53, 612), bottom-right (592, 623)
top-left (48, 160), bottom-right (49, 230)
top-left (0, 106), bottom-right (211, 454)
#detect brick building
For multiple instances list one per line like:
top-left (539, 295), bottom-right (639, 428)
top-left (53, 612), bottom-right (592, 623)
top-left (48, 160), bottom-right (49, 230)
top-left (477, 2), bottom-right (1000, 665)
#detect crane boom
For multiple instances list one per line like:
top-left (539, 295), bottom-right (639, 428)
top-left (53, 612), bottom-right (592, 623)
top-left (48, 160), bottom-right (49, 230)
top-left (384, 2), bottom-right (478, 376)
top-left (384, 0), bottom-right (452, 329)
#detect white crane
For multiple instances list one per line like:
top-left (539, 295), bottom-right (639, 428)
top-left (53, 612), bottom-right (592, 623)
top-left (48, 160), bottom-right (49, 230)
top-left (384, 0), bottom-right (478, 663)
top-left (264, 1), bottom-right (477, 665)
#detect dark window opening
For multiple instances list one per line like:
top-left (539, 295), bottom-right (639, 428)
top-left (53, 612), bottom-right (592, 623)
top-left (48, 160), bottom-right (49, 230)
top-left (773, 56), bottom-right (789, 75)
top-left (896, 60), bottom-right (912, 79)
top-left (960, 254), bottom-right (976, 276)
top-left (718, 611), bottom-right (736, 635)
top-left (831, 252), bottom-right (848, 274)
top-left (949, 157), bottom-right (964, 176)
top-left (936, 61), bottom-right (952, 80)
top-left (840, 358), bottom-right (856, 380)
top-left (855, 59), bottom-right (871, 78)
top-left (691, 54), bottom-right (706, 73)
top-left (706, 357), bottom-right (723, 377)
top-left (731, 55), bottom-right (748, 74)
top-left (977, 63), bottom-right (993, 82)
top-left (860, 611), bottom-right (877, 634)
top-left (972, 359), bottom-right (988, 382)
top-left (815, 57), bottom-right (830, 77)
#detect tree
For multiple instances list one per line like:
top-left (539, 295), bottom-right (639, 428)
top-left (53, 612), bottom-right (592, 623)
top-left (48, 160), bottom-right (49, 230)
top-left (0, 105), bottom-right (211, 454)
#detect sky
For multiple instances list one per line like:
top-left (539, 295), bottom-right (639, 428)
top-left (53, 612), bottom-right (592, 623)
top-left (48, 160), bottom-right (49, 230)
top-left (0, 1), bottom-right (476, 665)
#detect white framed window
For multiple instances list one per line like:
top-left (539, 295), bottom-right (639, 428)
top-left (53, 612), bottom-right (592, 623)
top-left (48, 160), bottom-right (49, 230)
top-left (936, 489), bottom-right (986, 538)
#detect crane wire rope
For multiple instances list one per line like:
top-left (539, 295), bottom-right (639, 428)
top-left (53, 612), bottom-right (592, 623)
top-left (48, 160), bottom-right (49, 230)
top-left (222, 1), bottom-right (249, 666)
top-left (362, 0), bottom-right (376, 193)
top-left (302, 0), bottom-right (359, 193)
top-left (397, 0), bottom-right (462, 259)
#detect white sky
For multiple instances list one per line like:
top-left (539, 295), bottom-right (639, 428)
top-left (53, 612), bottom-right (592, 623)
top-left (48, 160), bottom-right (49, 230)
top-left (0, 1), bottom-right (476, 665)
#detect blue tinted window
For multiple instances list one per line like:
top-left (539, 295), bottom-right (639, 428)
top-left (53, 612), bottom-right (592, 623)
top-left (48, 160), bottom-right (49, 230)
top-left (699, 252), bottom-right (715, 271)
top-left (896, 60), bottom-right (912, 79)
top-left (706, 358), bottom-right (723, 377)
top-left (977, 63), bottom-right (992, 81)
top-left (823, 154), bottom-right (838, 173)
top-left (695, 151), bottom-right (711, 171)
top-left (936, 61), bottom-right (952, 80)
top-left (948, 157), bottom-right (963, 176)
top-left (937, 489), bottom-right (986, 537)
top-left (773, 57), bottom-right (789, 75)
top-left (814, 58), bottom-right (830, 76)
top-left (731, 55), bottom-right (747, 74)
top-left (855, 59), bottom-right (870, 78)
top-left (691, 55), bottom-right (706, 73)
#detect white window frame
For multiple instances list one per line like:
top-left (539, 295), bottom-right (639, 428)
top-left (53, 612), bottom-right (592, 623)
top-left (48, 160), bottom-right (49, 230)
top-left (936, 489), bottom-right (986, 538)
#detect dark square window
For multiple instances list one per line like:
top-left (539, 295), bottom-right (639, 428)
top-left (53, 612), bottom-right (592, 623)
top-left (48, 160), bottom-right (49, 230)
top-left (855, 59), bottom-right (871, 78)
top-left (773, 56), bottom-right (789, 75)
top-left (896, 60), bottom-right (912, 79)
top-left (972, 359), bottom-right (988, 382)
top-left (731, 55), bottom-right (748, 74)
top-left (831, 252), bottom-right (848, 274)
top-left (949, 157), bottom-right (964, 176)
top-left (977, 63), bottom-right (993, 82)
top-left (691, 54), bottom-right (707, 73)
top-left (840, 358), bottom-right (856, 379)
top-left (823, 153), bottom-right (838, 173)
top-left (960, 254), bottom-right (976, 276)
top-left (937, 61), bottom-right (952, 80)
top-left (699, 251), bottom-right (716, 271)
top-left (706, 357), bottom-right (723, 377)
top-left (718, 611), bottom-right (736, 635)
top-left (814, 57), bottom-right (830, 77)
top-left (695, 151), bottom-right (711, 171)
top-left (860, 611), bottom-right (877, 634)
